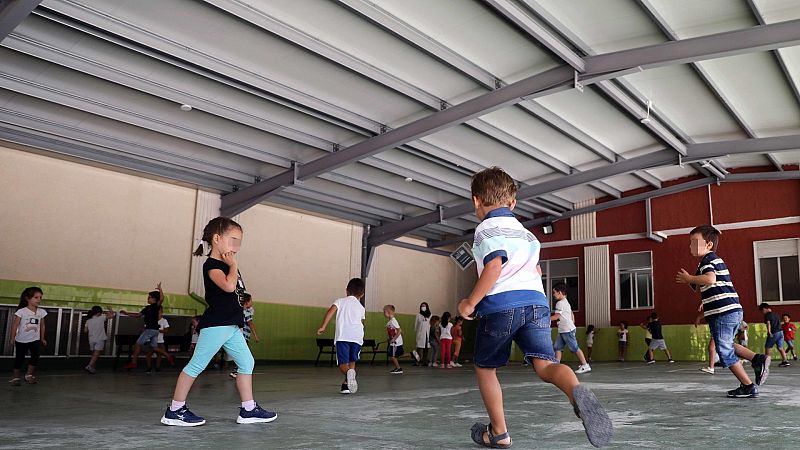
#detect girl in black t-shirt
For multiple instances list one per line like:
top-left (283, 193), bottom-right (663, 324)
top-left (160, 217), bottom-right (276, 427)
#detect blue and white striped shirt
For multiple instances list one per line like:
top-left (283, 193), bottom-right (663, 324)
top-left (696, 251), bottom-right (742, 318)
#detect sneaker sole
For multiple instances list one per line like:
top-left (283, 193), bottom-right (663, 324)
top-left (161, 417), bottom-right (206, 427)
top-left (573, 385), bottom-right (613, 448)
top-left (340, 390), bottom-right (351, 394)
top-left (237, 414), bottom-right (277, 424)
top-left (755, 356), bottom-right (771, 386)
top-left (727, 393), bottom-right (758, 398)
top-left (346, 369), bottom-right (358, 394)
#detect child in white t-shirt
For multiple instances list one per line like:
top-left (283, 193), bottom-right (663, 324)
top-left (84, 305), bottom-right (114, 374)
top-left (440, 312), bottom-right (454, 368)
top-left (317, 278), bottom-right (366, 394)
top-left (617, 322), bottom-right (629, 362)
top-left (149, 315), bottom-right (171, 373)
top-left (384, 304), bottom-right (419, 374)
top-left (10, 287), bottom-right (47, 386)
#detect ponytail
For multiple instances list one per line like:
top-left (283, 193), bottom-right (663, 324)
top-left (193, 216), bottom-right (242, 256)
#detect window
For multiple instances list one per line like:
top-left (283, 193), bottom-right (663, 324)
top-left (540, 258), bottom-right (580, 311)
top-left (755, 239), bottom-right (800, 304)
top-left (616, 251), bottom-right (653, 310)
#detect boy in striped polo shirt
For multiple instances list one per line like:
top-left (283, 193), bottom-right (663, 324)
top-left (459, 167), bottom-right (612, 448)
top-left (676, 225), bottom-right (770, 398)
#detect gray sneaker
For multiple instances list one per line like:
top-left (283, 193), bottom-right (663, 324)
top-left (573, 385), bottom-right (613, 448)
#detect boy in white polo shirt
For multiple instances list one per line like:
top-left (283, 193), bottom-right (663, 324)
top-left (458, 167), bottom-right (611, 448)
top-left (317, 278), bottom-right (366, 394)
top-left (552, 283), bottom-right (591, 374)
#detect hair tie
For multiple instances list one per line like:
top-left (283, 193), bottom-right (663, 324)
top-left (196, 239), bottom-right (205, 249)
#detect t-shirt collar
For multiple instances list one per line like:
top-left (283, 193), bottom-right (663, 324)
top-left (483, 207), bottom-right (515, 220)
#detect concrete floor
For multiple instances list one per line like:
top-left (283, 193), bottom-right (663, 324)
top-left (1, 360), bottom-right (798, 449)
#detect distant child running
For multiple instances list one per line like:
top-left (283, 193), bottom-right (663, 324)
top-left (317, 278), bottom-right (366, 394)
top-left (676, 225), bottom-right (770, 398)
top-left (149, 313), bottom-right (171, 373)
top-left (759, 303), bottom-right (790, 367)
top-left (551, 283), bottom-right (591, 373)
top-left (458, 167), bottom-right (611, 448)
top-left (84, 305), bottom-right (114, 374)
top-left (121, 283), bottom-right (174, 370)
top-left (781, 314), bottom-right (797, 361)
top-left (642, 313), bottom-right (674, 364)
top-left (384, 305), bottom-right (419, 374)
top-left (9, 287), bottom-right (47, 386)
top-left (161, 217), bottom-right (276, 426)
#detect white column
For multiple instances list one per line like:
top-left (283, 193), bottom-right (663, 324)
top-left (584, 244), bottom-right (611, 327)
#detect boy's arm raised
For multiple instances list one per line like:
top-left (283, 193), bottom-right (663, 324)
top-left (458, 256), bottom-right (503, 320)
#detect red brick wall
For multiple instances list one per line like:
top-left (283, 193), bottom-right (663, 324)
top-left (534, 173), bottom-right (800, 327)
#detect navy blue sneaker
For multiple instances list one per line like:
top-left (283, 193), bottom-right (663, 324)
top-left (161, 405), bottom-right (206, 427)
top-left (237, 404), bottom-right (277, 424)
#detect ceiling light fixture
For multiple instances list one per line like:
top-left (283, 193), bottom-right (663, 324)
top-left (180, 104), bottom-right (193, 111)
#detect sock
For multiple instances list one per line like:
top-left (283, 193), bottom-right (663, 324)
top-left (170, 400), bottom-right (185, 412)
top-left (242, 400), bottom-right (256, 411)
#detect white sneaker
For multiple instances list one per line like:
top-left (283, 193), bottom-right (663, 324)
top-left (411, 350), bottom-right (420, 363)
top-left (448, 362), bottom-right (456, 368)
top-left (699, 367), bottom-right (714, 374)
top-left (575, 364), bottom-right (592, 374)
top-left (454, 362), bottom-right (463, 367)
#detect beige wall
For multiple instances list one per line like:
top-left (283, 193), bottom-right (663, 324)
top-left (0, 145), bottom-right (465, 312)
top-left (368, 238), bottom-right (460, 316)
top-left (235, 203), bottom-right (362, 308)
top-left (0, 145), bottom-right (196, 292)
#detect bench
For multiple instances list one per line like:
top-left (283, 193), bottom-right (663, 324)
top-left (314, 338), bottom-right (387, 367)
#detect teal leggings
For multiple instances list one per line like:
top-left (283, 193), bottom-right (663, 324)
top-left (183, 325), bottom-right (254, 378)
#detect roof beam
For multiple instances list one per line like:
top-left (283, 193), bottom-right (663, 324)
top-left (370, 134), bottom-right (800, 245)
top-left (0, 0), bottom-right (40, 42)
top-left (215, 13), bottom-right (800, 215)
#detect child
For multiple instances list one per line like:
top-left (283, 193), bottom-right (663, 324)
top-left (428, 315), bottom-right (441, 367)
top-left (551, 283), bottom-right (591, 373)
top-left (759, 303), bottom-right (790, 367)
top-left (643, 313), bottom-right (674, 364)
top-left (641, 318), bottom-right (653, 362)
top-left (384, 305), bottom-right (418, 373)
top-left (617, 322), bottom-right (628, 362)
top-left (586, 325), bottom-right (596, 362)
top-left (414, 301), bottom-right (431, 365)
top-left (316, 278), bottom-right (366, 394)
top-left (84, 305), bottom-right (114, 374)
top-left (120, 283), bottom-right (174, 370)
top-left (229, 293), bottom-right (261, 379)
top-left (676, 225), bottom-right (770, 398)
top-left (781, 314), bottom-right (797, 361)
top-left (452, 316), bottom-right (464, 367)
top-left (440, 311), bottom-right (454, 368)
top-left (149, 313), bottom-right (171, 373)
top-left (9, 287), bottom-right (47, 386)
top-left (161, 216), bottom-right (276, 426)
top-left (458, 167), bottom-right (611, 448)
top-left (694, 307), bottom-right (717, 374)
top-left (188, 315), bottom-right (200, 356)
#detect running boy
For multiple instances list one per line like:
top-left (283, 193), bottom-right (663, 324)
top-left (781, 314), bottom-right (797, 361)
top-left (458, 167), bottom-right (612, 448)
top-left (676, 225), bottom-right (771, 397)
top-left (317, 278), bottom-right (366, 394)
top-left (551, 283), bottom-right (591, 373)
top-left (759, 303), bottom-right (790, 367)
top-left (384, 305), bottom-right (418, 374)
top-left (121, 283), bottom-right (174, 369)
top-left (643, 313), bottom-right (674, 364)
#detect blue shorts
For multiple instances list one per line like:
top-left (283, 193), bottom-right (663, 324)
top-left (136, 329), bottom-right (159, 348)
top-left (336, 341), bottom-right (361, 365)
top-left (765, 330), bottom-right (785, 349)
top-left (708, 309), bottom-right (743, 368)
top-left (474, 306), bottom-right (557, 368)
top-left (786, 339), bottom-right (794, 349)
top-left (183, 325), bottom-right (254, 378)
top-left (554, 330), bottom-right (580, 353)
top-left (388, 344), bottom-right (404, 358)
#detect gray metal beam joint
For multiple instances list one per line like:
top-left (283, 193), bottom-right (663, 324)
top-left (292, 161), bottom-right (303, 186)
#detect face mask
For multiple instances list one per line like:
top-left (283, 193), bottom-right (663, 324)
top-left (421, 306), bottom-right (427, 312)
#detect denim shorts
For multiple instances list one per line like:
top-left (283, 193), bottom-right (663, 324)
top-left (786, 339), bottom-right (795, 349)
top-left (336, 341), bottom-right (362, 365)
top-left (765, 330), bottom-right (785, 349)
top-left (554, 329), bottom-right (580, 353)
top-left (136, 329), bottom-right (159, 348)
top-left (474, 305), bottom-right (557, 368)
top-left (708, 309), bottom-right (743, 368)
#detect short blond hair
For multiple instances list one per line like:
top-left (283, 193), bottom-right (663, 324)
top-left (383, 304), bottom-right (395, 312)
top-left (471, 167), bottom-right (517, 206)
